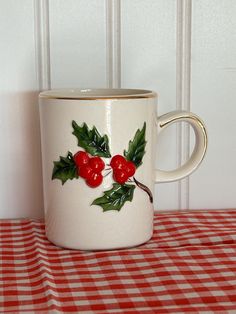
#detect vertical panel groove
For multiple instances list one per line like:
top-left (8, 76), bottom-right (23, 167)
top-left (176, 0), bottom-right (192, 210)
top-left (34, 0), bottom-right (51, 91)
top-left (106, 0), bottom-right (121, 88)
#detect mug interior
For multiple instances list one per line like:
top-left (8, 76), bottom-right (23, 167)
top-left (39, 88), bottom-right (156, 99)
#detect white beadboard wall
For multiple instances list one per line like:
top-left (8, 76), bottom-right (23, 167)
top-left (0, 0), bottom-right (235, 218)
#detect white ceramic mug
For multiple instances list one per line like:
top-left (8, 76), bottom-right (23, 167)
top-left (39, 88), bottom-right (207, 250)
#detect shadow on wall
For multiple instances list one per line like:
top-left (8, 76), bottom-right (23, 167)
top-left (0, 91), bottom-right (44, 218)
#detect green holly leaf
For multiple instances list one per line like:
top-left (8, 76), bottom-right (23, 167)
top-left (72, 121), bottom-right (111, 158)
top-left (52, 151), bottom-right (78, 185)
top-left (92, 183), bottom-right (135, 212)
top-left (124, 122), bottom-right (147, 168)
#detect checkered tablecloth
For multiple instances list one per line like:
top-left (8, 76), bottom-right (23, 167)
top-left (1, 210), bottom-right (236, 313)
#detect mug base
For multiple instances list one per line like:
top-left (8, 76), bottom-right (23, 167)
top-left (46, 233), bottom-right (153, 252)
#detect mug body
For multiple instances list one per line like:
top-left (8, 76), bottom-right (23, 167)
top-left (39, 89), bottom-right (157, 250)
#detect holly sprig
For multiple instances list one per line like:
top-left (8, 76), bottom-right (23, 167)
top-left (124, 122), bottom-right (146, 167)
top-left (52, 152), bottom-right (78, 184)
top-left (52, 121), bottom-right (152, 212)
top-left (72, 121), bottom-right (111, 158)
top-left (92, 183), bottom-right (135, 212)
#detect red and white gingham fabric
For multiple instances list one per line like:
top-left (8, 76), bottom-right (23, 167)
top-left (1, 210), bottom-right (236, 313)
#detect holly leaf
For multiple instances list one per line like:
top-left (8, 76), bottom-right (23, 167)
top-left (124, 122), bottom-right (147, 168)
top-left (72, 121), bottom-right (111, 158)
top-left (52, 151), bottom-right (78, 185)
top-left (92, 183), bottom-right (135, 212)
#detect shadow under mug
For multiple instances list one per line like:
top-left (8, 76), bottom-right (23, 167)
top-left (39, 88), bottom-right (207, 250)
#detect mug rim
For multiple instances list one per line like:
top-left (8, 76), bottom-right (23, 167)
top-left (39, 88), bottom-right (157, 100)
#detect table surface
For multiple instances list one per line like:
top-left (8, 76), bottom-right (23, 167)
top-left (1, 210), bottom-right (236, 313)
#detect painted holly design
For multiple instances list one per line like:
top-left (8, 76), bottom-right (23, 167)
top-left (52, 121), bottom-right (153, 211)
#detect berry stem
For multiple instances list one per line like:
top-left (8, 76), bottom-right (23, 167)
top-left (133, 177), bottom-right (153, 203)
top-left (104, 170), bottom-right (112, 178)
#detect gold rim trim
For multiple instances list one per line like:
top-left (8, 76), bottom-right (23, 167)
top-left (39, 89), bottom-right (157, 100)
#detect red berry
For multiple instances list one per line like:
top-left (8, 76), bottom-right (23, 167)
top-left (125, 161), bottom-right (136, 177)
top-left (110, 155), bottom-right (126, 170)
top-left (89, 157), bottom-right (105, 173)
top-left (113, 169), bottom-right (129, 185)
top-left (74, 151), bottom-right (89, 168)
top-left (86, 172), bottom-right (103, 188)
top-left (79, 165), bottom-right (93, 179)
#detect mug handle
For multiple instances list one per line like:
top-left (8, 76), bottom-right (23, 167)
top-left (155, 111), bottom-right (207, 183)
